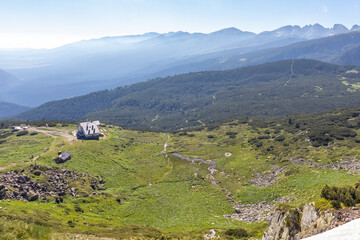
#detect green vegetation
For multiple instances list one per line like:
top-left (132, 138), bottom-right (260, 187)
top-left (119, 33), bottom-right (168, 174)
top-left (0, 217), bottom-right (52, 240)
top-left (321, 183), bottom-right (360, 207)
top-left (1, 107), bottom-right (360, 238)
top-left (18, 59), bottom-right (360, 131)
top-left (0, 130), bottom-right (52, 168)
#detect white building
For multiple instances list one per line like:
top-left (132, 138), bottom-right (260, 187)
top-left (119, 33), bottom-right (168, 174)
top-left (77, 121), bottom-right (101, 139)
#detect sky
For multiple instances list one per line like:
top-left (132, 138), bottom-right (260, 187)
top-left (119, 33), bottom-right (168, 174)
top-left (0, 0), bottom-right (359, 49)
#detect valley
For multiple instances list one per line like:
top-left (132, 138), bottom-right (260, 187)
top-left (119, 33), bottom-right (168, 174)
top-left (1, 107), bottom-right (360, 239)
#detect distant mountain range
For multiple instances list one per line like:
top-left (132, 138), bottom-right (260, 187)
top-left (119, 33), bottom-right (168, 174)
top-left (156, 31), bottom-right (360, 75)
top-left (18, 59), bottom-right (360, 131)
top-left (1, 23), bottom-right (359, 107)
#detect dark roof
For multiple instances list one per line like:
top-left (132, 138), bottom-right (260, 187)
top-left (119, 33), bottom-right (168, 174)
top-left (59, 151), bottom-right (71, 160)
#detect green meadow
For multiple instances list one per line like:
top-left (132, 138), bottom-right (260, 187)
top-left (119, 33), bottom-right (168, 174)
top-left (1, 107), bottom-right (360, 239)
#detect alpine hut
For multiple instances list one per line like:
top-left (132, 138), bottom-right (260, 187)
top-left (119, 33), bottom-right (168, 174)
top-left (77, 121), bottom-right (101, 140)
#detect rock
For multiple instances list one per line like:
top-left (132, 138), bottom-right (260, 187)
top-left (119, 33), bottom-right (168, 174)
top-left (0, 189), bottom-right (6, 199)
top-left (225, 201), bottom-right (275, 223)
top-left (58, 192), bottom-right (66, 196)
top-left (16, 176), bottom-right (27, 183)
top-left (249, 165), bottom-right (287, 187)
top-left (28, 195), bottom-right (39, 202)
top-left (262, 208), bottom-right (301, 240)
top-left (0, 166), bottom-right (103, 202)
top-left (301, 202), bottom-right (318, 232)
top-left (203, 229), bottom-right (216, 239)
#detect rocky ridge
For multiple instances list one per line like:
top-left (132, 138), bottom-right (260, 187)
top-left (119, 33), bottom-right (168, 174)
top-left (262, 202), bottom-right (360, 240)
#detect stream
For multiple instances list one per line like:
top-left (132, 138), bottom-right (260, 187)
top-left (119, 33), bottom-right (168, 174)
top-left (162, 135), bottom-right (217, 184)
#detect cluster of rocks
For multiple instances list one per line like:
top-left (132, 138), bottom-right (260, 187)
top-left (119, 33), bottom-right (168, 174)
top-left (203, 229), bottom-right (218, 239)
top-left (290, 157), bottom-right (360, 174)
top-left (0, 165), bottom-right (103, 202)
top-left (262, 202), bottom-right (360, 240)
top-left (225, 201), bottom-right (275, 223)
top-left (249, 165), bottom-right (287, 187)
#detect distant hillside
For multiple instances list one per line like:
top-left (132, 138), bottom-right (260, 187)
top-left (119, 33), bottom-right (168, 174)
top-left (334, 44), bottom-right (360, 65)
top-left (2, 24), bottom-right (359, 106)
top-left (156, 31), bottom-right (360, 76)
top-left (0, 69), bottom-right (21, 104)
top-left (18, 59), bottom-right (360, 131)
top-left (0, 101), bottom-right (31, 119)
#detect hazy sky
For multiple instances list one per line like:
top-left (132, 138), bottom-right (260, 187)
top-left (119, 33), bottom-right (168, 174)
top-left (0, 0), bottom-right (359, 49)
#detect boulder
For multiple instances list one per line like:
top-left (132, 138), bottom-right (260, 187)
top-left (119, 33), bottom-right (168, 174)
top-left (204, 229), bottom-right (216, 239)
top-left (301, 202), bottom-right (318, 232)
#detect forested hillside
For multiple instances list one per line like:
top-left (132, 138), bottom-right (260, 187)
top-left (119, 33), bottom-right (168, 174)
top-left (0, 101), bottom-right (30, 119)
top-left (18, 59), bottom-right (360, 131)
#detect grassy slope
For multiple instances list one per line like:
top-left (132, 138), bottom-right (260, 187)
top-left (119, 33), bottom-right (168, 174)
top-left (1, 108), bottom-right (360, 238)
top-left (0, 130), bottom-right (52, 168)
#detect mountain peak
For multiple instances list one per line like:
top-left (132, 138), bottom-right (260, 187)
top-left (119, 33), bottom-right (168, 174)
top-left (332, 24), bottom-right (349, 33)
top-left (351, 25), bottom-right (360, 31)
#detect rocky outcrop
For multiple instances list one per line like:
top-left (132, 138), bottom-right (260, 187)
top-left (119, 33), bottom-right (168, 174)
top-left (0, 165), bottom-right (103, 202)
top-left (301, 202), bottom-right (318, 232)
top-left (225, 201), bottom-right (275, 223)
top-left (262, 202), bottom-right (360, 240)
top-left (290, 158), bottom-right (360, 174)
top-left (262, 208), bottom-right (301, 240)
top-left (249, 165), bottom-right (287, 187)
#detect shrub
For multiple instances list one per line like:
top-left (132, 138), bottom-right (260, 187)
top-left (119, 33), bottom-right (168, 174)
top-left (225, 228), bottom-right (248, 238)
top-left (30, 132), bottom-right (38, 136)
top-left (16, 131), bottom-right (28, 137)
top-left (285, 166), bottom-right (300, 176)
top-left (74, 204), bottom-right (84, 213)
top-left (258, 135), bottom-right (271, 139)
top-left (320, 183), bottom-right (360, 208)
top-left (275, 135), bottom-right (285, 141)
top-left (331, 200), bottom-right (341, 209)
top-left (226, 131), bottom-right (238, 136)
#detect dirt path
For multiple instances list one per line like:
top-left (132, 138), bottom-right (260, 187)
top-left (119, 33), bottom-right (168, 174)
top-left (28, 127), bottom-right (77, 142)
top-left (284, 59), bottom-right (295, 86)
top-left (0, 127), bottom-right (77, 172)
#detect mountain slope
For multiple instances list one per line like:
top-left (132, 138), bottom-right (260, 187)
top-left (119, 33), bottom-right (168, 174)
top-left (333, 44), bottom-right (360, 65)
top-left (0, 101), bottom-right (31, 119)
top-left (156, 31), bottom-right (360, 76)
top-left (0, 69), bottom-right (21, 104)
top-left (3, 24), bottom-right (359, 106)
top-left (18, 59), bottom-right (360, 130)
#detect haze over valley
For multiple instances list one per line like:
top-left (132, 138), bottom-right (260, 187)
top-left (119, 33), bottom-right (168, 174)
top-left (1, 24), bottom-right (360, 107)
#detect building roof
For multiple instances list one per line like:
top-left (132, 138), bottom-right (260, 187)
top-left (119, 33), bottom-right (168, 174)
top-left (59, 151), bottom-right (71, 160)
top-left (78, 121), bottom-right (100, 137)
top-left (92, 121), bottom-right (100, 125)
